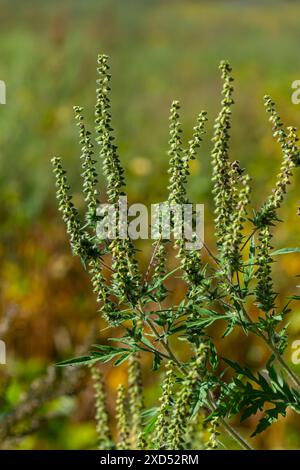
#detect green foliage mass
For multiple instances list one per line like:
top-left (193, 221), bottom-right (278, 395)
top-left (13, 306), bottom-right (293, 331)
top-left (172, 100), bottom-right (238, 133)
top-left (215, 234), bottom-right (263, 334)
top-left (53, 54), bottom-right (300, 450)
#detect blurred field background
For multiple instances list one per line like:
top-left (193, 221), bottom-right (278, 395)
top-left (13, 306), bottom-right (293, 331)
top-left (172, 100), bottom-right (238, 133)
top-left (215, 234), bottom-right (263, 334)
top-left (0, 0), bottom-right (300, 449)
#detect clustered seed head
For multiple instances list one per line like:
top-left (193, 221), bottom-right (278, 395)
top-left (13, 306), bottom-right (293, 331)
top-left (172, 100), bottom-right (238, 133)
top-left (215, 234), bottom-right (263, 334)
top-left (51, 156), bottom-right (117, 324)
top-left (179, 111), bottom-right (207, 284)
top-left (109, 237), bottom-right (141, 307)
top-left (116, 384), bottom-right (130, 450)
top-left (222, 171), bottom-right (251, 274)
top-left (151, 241), bottom-right (168, 302)
top-left (95, 54), bottom-right (141, 305)
top-left (211, 60), bottom-right (234, 250)
top-left (52, 54), bottom-right (142, 327)
top-left (167, 102), bottom-right (207, 286)
top-left (128, 354), bottom-right (144, 449)
top-left (89, 257), bottom-right (116, 323)
top-left (95, 54), bottom-right (125, 203)
top-left (167, 102), bottom-right (207, 206)
top-left (255, 97), bottom-right (300, 227)
top-left (186, 111), bottom-right (208, 161)
top-left (167, 345), bottom-right (208, 450)
top-left (167, 100), bottom-right (185, 205)
top-left (154, 361), bottom-right (176, 449)
top-left (255, 226), bottom-right (276, 313)
top-left (212, 62), bottom-right (251, 275)
top-left (74, 105), bottom-right (99, 223)
top-left (270, 126), bottom-right (299, 208)
top-left (90, 365), bottom-right (112, 450)
top-left (253, 98), bottom-right (300, 315)
top-left (180, 248), bottom-right (203, 287)
top-left (206, 416), bottom-right (220, 450)
top-left (51, 156), bottom-right (88, 259)
top-left (137, 432), bottom-right (147, 450)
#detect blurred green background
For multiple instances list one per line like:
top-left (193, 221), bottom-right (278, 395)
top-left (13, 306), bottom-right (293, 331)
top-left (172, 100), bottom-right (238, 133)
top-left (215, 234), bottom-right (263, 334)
top-left (0, 0), bottom-right (300, 449)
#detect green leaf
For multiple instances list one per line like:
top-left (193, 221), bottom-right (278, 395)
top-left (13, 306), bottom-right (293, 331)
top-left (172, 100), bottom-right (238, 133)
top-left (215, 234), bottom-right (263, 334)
top-left (222, 318), bottom-right (238, 337)
top-left (223, 358), bottom-right (257, 383)
top-left (56, 355), bottom-right (99, 367)
top-left (191, 382), bottom-right (210, 417)
top-left (141, 407), bottom-right (158, 418)
top-left (140, 407), bottom-right (159, 435)
top-left (251, 403), bottom-right (287, 437)
top-left (113, 352), bottom-right (132, 366)
top-left (288, 295), bottom-right (300, 301)
top-left (141, 335), bottom-right (156, 351)
top-left (143, 414), bottom-right (158, 434)
top-left (272, 247), bottom-right (300, 255)
top-left (92, 344), bottom-right (130, 353)
top-left (209, 340), bottom-right (219, 371)
top-left (188, 309), bottom-right (231, 330)
top-left (152, 352), bottom-right (162, 371)
top-left (145, 267), bottom-right (181, 294)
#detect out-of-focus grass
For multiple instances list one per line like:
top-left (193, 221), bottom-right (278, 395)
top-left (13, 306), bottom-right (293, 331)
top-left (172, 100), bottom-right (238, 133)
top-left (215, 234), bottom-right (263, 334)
top-left (1, 0), bottom-right (300, 218)
top-left (0, 0), bottom-right (300, 449)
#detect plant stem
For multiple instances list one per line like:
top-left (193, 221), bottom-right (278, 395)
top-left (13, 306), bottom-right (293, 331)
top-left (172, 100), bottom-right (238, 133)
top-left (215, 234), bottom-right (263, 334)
top-left (139, 338), bottom-right (170, 361)
top-left (237, 301), bottom-right (300, 390)
top-left (146, 318), bottom-right (184, 372)
top-left (203, 241), bottom-right (220, 266)
top-left (143, 235), bottom-right (163, 286)
top-left (241, 228), bottom-right (258, 252)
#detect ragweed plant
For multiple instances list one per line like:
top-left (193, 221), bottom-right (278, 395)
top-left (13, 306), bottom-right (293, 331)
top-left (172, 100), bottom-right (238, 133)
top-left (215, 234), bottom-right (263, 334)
top-left (52, 54), bottom-right (300, 450)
